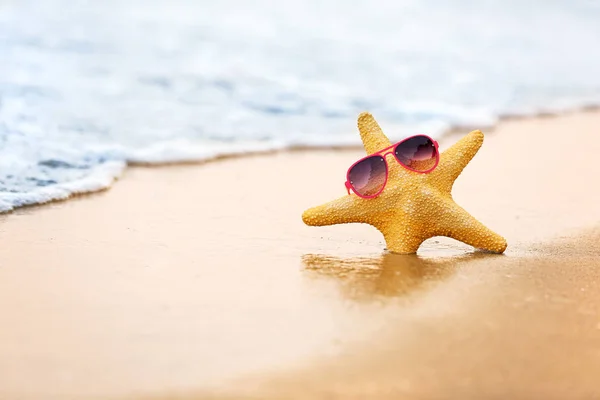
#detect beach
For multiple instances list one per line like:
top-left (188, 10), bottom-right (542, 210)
top-left (0, 110), bottom-right (599, 399)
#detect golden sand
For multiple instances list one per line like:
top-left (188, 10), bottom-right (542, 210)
top-left (0, 111), bottom-right (599, 400)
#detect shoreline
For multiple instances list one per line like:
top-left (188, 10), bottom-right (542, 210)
top-left (1, 110), bottom-right (600, 399)
top-left (130, 103), bottom-right (600, 165)
top-left (3, 107), bottom-right (600, 216)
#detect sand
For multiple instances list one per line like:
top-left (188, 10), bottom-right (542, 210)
top-left (0, 111), bottom-right (599, 400)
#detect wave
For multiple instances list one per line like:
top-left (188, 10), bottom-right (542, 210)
top-left (2, 0), bottom-right (600, 211)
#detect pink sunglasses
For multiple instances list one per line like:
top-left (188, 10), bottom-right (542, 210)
top-left (345, 134), bottom-right (439, 199)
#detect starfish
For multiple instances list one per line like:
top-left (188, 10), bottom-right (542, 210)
top-left (302, 112), bottom-right (507, 254)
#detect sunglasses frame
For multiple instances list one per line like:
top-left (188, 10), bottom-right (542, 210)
top-left (345, 134), bottom-right (439, 199)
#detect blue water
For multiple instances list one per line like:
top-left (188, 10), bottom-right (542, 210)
top-left (1, 0), bottom-right (600, 211)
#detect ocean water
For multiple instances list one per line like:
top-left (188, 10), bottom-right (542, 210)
top-left (1, 0), bottom-right (600, 211)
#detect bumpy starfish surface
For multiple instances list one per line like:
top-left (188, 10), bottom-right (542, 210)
top-left (302, 112), bottom-right (507, 254)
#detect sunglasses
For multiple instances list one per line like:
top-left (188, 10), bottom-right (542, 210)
top-left (345, 135), bottom-right (439, 199)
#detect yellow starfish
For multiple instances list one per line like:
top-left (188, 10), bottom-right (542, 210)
top-left (302, 112), bottom-right (507, 254)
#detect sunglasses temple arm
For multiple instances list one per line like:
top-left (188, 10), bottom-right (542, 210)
top-left (344, 181), bottom-right (352, 195)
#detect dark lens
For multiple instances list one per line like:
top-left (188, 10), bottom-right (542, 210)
top-left (348, 155), bottom-right (387, 197)
top-left (394, 136), bottom-right (437, 172)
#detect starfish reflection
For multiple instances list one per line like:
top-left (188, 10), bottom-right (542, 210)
top-left (302, 250), bottom-right (493, 301)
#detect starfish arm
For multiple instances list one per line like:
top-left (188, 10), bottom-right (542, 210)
top-left (302, 195), bottom-right (368, 226)
top-left (433, 199), bottom-right (507, 253)
top-left (428, 130), bottom-right (484, 193)
top-left (357, 112), bottom-right (392, 154)
top-left (379, 223), bottom-right (429, 254)
top-left (376, 201), bottom-right (439, 254)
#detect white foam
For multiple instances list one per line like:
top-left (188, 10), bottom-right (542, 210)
top-left (0, 161), bottom-right (126, 212)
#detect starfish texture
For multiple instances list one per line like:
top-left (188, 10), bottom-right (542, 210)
top-left (302, 112), bottom-right (507, 254)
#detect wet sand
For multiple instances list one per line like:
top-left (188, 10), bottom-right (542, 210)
top-left (0, 111), bottom-right (599, 400)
